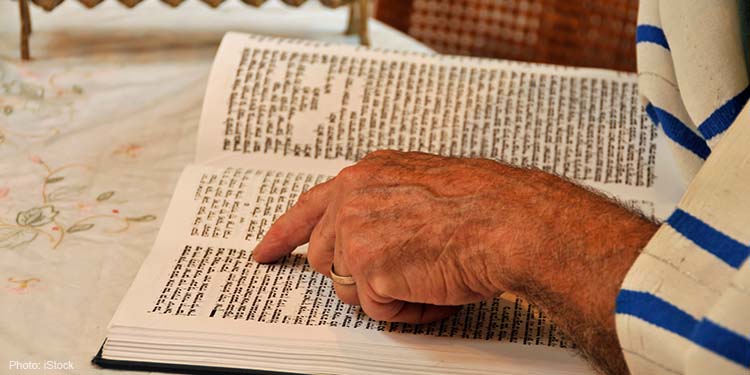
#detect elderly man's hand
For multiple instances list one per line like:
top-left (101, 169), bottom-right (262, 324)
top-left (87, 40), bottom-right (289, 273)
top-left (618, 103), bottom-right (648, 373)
top-left (253, 150), bottom-right (657, 375)
top-left (255, 150), bottom-right (546, 322)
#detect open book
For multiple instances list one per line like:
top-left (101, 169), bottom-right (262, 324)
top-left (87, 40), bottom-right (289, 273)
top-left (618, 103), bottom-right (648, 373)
top-left (94, 32), bottom-right (684, 375)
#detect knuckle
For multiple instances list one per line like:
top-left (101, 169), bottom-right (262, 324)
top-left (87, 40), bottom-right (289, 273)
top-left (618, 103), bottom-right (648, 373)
top-left (369, 274), bottom-right (396, 298)
top-left (337, 165), bottom-right (365, 183)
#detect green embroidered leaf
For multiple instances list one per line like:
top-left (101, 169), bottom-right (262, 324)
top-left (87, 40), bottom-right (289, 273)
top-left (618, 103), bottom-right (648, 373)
top-left (67, 223), bottom-right (94, 233)
top-left (20, 82), bottom-right (44, 99)
top-left (126, 215), bottom-right (156, 223)
top-left (45, 176), bottom-right (64, 184)
top-left (1, 82), bottom-right (13, 94)
top-left (0, 227), bottom-right (38, 249)
top-left (96, 191), bottom-right (115, 202)
top-left (47, 185), bottom-right (86, 202)
top-left (72, 85), bottom-right (84, 94)
top-left (16, 205), bottom-right (59, 227)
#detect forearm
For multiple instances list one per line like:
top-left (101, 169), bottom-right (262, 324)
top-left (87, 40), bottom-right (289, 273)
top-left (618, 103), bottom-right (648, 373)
top-left (487, 171), bottom-right (658, 375)
top-left (255, 152), bottom-right (659, 374)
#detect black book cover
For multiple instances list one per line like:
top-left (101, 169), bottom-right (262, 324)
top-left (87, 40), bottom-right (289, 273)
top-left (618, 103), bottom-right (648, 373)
top-left (92, 340), bottom-right (306, 375)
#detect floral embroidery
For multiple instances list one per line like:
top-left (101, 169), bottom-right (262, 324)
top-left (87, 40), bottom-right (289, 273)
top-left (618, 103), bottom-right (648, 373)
top-left (16, 205), bottom-right (59, 227)
top-left (0, 125), bottom-right (60, 148)
top-left (0, 187), bottom-right (9, 200)
top-left (0, 62), bottom-right (69, 148)
top-left (113, 143), bottom-right (143, 158)
top-left (0, 156), bottom-right (157, 250)
top-left (75, 200), bottom-right (96, 213)
top-left (6, 277), bottom-right (40, 293)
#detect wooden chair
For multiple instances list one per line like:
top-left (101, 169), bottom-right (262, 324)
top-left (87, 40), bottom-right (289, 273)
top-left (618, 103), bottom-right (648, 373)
top-left (15, 0), bottom-right (371, 60)
top-left (375, 0), bottom-right (638, 72)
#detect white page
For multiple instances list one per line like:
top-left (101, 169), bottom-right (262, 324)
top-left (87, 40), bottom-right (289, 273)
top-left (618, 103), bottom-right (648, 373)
top-left (196, 33), bottom-right (684, 214)
top-left (111, 155), bottom-right (577, 346)
top-left (106, 155), bottom-right (590, 374)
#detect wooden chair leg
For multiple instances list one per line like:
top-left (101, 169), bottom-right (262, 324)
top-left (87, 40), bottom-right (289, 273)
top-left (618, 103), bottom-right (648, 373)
top-left (26, 1), bottom-right (32, 35)
top-left (345, 1), bottom-right (359, 35)
top-left (358, 0), bottom-right (370, 46)
top-left (18, 0), bottom-right (32, 60)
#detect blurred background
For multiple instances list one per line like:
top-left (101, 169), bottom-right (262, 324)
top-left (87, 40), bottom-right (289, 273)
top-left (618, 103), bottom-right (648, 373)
top-left (374, 0), bottom-right (637, 71)
top-left (5, 0), bottom-right (638, 70)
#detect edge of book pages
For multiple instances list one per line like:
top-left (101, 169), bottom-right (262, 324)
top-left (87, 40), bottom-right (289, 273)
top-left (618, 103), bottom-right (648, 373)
top-left (92, 342), bottom-right (302, 375)
top-left (92, 31), bottom-right (686, 375)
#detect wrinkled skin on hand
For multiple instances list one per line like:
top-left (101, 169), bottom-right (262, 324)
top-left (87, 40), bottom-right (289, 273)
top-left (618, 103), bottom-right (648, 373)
top-left (253, 150), bottom-right (657, 375)
top-left (254, 151), bottom-right (535, 321)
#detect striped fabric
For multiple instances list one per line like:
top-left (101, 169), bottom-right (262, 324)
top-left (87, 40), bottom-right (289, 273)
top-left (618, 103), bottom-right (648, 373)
top-left (616, 0), bottom-right (750, 374)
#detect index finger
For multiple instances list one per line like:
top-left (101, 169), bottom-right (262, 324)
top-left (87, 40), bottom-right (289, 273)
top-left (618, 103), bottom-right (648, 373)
top-left (252, 179), bottom-right (334, 263)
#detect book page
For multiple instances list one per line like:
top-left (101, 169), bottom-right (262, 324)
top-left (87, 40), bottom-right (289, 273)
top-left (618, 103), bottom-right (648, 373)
top-left (197, 33), bottom-right (684, 218)
top-left (196, 34), bottom-right (682, 207)
top-left (111, 156), bottom-right (577, 352)
top-left (105, 157), bottom-right (592, 374)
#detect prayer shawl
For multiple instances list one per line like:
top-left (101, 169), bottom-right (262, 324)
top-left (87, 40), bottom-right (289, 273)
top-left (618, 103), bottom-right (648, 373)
top-left (617, 0), bottom-right (750, 374)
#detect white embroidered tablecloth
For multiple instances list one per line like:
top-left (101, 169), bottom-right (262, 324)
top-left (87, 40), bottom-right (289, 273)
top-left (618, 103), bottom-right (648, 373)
top-left (0, 3), bottom-right (431, 373)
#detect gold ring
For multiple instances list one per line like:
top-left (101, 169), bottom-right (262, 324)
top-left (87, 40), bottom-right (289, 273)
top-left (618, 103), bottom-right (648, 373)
top-left (330, 264), bottom-right (356, 285)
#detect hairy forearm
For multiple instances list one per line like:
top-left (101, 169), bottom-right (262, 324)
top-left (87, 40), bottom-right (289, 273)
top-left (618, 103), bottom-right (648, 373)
top-left (255, 151), bottom-right (658, 374)
top-left (487, 171), bottom-right (658, 375)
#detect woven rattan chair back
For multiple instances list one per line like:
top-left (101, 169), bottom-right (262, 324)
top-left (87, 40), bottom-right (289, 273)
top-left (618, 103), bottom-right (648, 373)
top-left (376, 0), bottom-right (637, 72)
